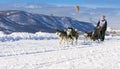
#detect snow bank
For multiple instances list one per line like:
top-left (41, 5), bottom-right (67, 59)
top-left (0, 31), bottom-right (57, 42)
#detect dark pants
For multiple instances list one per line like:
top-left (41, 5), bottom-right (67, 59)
top-left (99, 30), bottom-right (106, 41)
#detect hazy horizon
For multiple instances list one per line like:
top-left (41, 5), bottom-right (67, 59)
top-left (0, 0), bottom-right (120, 8)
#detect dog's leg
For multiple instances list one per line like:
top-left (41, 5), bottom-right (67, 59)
top-left (76, 36), bottom-right (79, 45)
top-left (90, 39), bottom-right (93, 44)
top-left (75, 39), bottom-right (77, 45)
top-left (84, 38), bottom-right (85, 43)
top-left (75, 37), bottom-right (78, 45)
top-left (71, 38), bottom-right (74, 45)
top-left (66, 38), bottom-right (68, 45)
top-left (63, 38), bottom-right (67, 45)
top-left (75, 38), bottom-right (77, 44)
top-left (59, 38), bottom-right (62, 45)
top-left (84, 37), bottom-right (87, 43)
top-left (68, 38), bottom-right (72, 45)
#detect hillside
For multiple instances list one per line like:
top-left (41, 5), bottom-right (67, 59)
top-left (0, 10), bottom-right (94, 34)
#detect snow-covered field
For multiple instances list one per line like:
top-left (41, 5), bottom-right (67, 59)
top-left (0, 32), bottom-right (120, 69)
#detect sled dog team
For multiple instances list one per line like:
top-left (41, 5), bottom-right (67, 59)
top-left (56, 16), bottom-right (107, 45)
top-left (56, 27), bottom-right (100, 45)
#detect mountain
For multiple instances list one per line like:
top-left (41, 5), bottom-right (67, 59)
top-left (0, 10), bottom-right (95, 34)
top-left (0, 3), bottom-right (120, 29)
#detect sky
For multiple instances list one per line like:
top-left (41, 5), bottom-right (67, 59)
top-left (0, 0), bottom-right (120, 8)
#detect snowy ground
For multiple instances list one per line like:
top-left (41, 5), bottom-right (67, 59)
top-left (0, 32), bottom-right (120, 69)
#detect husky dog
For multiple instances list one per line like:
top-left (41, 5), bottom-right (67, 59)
top-left (84, 32), bottom-right (92, 39)
top-left (56, 29), bottom-right (68, 45)
top-left (66, 27), bottom-right (79, 45)
top-left (83, 32), bottom-right (93, 42)
top-left (91, 28), bottom-right (100, 41)
top-left (83, 28), bottom-right (100, 42)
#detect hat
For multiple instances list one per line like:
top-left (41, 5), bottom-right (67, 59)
top-left (101, 15), bottom-right (105, 20)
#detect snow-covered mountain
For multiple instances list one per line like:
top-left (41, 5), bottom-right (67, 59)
top-left (0, 10), bottom-right (94, 34)
top-left (0, 3), bottom-right (120, 29)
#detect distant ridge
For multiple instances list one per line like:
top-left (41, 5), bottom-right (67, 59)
top-left (0, 10), bottom-right (95, 34)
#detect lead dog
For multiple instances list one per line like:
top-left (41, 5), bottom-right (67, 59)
top-left (56, 29), bottom-right (69, 45)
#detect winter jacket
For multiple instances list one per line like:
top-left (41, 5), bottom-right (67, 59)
top-left (97, 19), bottom-right (107, 31)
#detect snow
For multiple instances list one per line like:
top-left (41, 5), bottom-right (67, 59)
top-left (0, 32), bottom-right (120, 69)
top-left (0, 32), bottom-right (57, 42)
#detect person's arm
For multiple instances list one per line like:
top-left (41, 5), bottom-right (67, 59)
top-left (96, 20), bottom-right (100, 28)
top-left (104, 20), bottom-right (107, 31)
